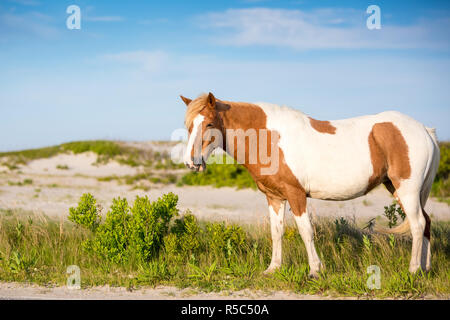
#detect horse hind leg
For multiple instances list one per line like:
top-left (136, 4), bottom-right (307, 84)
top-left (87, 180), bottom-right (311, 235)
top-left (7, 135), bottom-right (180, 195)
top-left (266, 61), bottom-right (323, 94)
top-left (395, 189), bottom-right (426, 273)
top-left (384, 179), bottom-right (431, 272)
top-left (419, 155), bottom-right (437, 272)
top-left (421, 209), bottom-right (431, 271)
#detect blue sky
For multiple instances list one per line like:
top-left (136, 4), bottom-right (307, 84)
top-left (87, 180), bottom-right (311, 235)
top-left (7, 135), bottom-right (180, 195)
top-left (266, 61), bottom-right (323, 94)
top-left (0, 0), bottom-right (449, 151)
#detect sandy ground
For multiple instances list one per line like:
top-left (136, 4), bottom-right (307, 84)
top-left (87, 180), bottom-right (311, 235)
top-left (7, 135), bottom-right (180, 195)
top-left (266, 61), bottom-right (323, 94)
top-left (0, 145), bottom-right (448, 300)
top-left (0, 282), bottom-right (446, 300)
top-left (0, 282), bottom-right (350, 300)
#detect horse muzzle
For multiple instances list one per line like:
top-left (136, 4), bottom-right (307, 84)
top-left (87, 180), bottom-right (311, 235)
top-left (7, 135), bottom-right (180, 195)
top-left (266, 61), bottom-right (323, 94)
top-left (185, 157), bottom-right (206, 172)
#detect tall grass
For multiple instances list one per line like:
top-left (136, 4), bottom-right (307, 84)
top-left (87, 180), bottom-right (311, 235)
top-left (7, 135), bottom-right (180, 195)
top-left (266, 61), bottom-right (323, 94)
top-left (0, 201), bottom-right (448, 298)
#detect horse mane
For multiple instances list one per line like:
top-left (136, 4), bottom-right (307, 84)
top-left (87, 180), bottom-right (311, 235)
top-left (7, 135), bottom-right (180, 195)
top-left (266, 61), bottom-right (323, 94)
top-left (185, 93), bottom-right (208, 129)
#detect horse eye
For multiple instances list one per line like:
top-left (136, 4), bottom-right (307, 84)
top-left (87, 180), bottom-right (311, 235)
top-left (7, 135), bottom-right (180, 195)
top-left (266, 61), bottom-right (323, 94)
top-left (206, 123), bottom-right (214, 128)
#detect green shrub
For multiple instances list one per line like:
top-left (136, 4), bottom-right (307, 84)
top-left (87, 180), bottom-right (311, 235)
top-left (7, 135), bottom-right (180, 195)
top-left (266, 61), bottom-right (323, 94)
top-left (163, 213), bottom-right (201, 261)
top-left (383, 201), bottom-right (406, 228)
top-left (85, 197), bottom-right (131, 263)
top-left (205, 222), bottom-right (246, 258)
top-left (163, 215), bottom-right (247, 264)
top-left (68, 193), bottom-right (102, 232)
top-left (129, 194), bottom-right (179, 261)
top-left (70, 193), bottom-right (179, 263)
top-left (177, 214), bottom-right (201, 253)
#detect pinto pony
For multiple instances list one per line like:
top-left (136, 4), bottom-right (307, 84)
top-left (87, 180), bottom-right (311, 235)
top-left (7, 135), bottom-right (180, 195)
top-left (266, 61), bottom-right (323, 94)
top-left (180, 92), bottom-right (440, 276)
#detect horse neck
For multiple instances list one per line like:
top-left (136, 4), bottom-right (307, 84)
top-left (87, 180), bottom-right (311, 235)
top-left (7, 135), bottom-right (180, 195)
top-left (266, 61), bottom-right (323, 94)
top-left (217, 100), bottom-right (268, 163)
top-left (219, 100), bottom-right (266, 132)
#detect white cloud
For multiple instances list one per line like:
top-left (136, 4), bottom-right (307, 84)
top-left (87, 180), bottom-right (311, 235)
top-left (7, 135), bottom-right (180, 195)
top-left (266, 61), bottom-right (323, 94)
top-left (8, 0), bottom-right (40, 6)
top-left (85, 16), bottom-right (124, 22)
top-left (82, 6), bottom-right (124, 22)
top-left (199, 8), bottom-right (450, 50)
top-left (0, 11), bottom-right (59, 40)
top-left (137, 18), bottom-right (169, 25)
top-left (102, 50), bottom-right (169, 72)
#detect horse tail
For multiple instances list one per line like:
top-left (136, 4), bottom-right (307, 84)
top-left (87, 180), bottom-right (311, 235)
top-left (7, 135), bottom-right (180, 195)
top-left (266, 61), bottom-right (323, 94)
top-left (426, 127), bottom-right (438, 146)
top-left (421, 127), bottom-right (440, 207)
top-left (373, 219), bottom-right (410, 235)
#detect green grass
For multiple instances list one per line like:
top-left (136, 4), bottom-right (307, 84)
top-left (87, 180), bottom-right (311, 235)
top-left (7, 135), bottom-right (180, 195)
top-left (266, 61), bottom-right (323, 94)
top-left (7, 179), bottom-right (33, 186)
top-left (98, 171), bottom-right (179, 186)
top-left (0, 140), bottom-right (126, 166)
top-left (0, 199), bottom-right (448, 298)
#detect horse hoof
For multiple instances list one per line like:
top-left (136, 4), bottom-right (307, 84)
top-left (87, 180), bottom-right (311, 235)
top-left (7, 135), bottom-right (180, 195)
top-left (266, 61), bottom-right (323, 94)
top-left (263, 266), bottom-right (279, 275)
top-left (409, 265), bottom-right (421, 273)
top-left (308, 272), bottom-right (320, 279)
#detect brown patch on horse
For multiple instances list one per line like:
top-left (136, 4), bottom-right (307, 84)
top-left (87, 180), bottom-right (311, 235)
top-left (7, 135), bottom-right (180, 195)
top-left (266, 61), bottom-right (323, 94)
top-left (266, 195), bottom-right (282, 213)
top-left (308, 117), bottom-right (336, 134)
top-left (367, 131), bottom-right (388, 193)
top-left (367, 122), bottom-right (411, 193)
top-left (219, 100), bottom-right (307, 216)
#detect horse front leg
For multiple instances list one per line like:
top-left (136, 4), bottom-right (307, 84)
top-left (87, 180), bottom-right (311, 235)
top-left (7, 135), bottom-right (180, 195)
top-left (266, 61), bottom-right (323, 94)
top-left (287, 189), bottom-right (323, 278)
top-left (264, 195), bottom-right (286, 274)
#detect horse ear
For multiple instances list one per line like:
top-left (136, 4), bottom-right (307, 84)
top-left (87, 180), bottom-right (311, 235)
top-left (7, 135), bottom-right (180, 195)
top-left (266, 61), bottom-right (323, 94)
top-left (215, 101), bottom-right (230, 112)
top-left (206, 92), bottom-right (216, 109)
top-left (180, 95), bottom-right (192, 106)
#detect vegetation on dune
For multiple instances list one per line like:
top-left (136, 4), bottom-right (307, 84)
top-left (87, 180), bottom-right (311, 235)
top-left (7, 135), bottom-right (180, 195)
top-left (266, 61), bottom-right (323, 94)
top-left (0, 140), bottom-right (125, 167)
top-left (100, 172), bottom-right (178, 185)
top-left (0, 193), bottom-right (448, 297)
top-left (7, 179), bottom-right (33, 186)
top-left (0, 141), bottom-right (119, 162)
top-left (0, 140), bottom-right (184, 170)
top-left (431, 142), bottom-right (450, 203)
top-left (178, 155), bottom-right (257, 190)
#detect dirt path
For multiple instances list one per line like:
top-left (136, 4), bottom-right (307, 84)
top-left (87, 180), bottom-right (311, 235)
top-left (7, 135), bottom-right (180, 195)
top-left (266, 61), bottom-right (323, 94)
top-left (1, 282), bottom-right (447, 300)
top-left (0, 282), bottom-right (338, 300)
